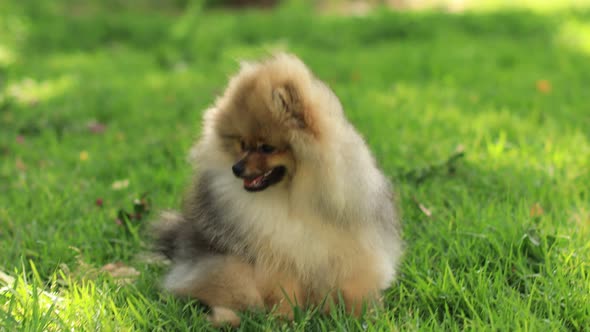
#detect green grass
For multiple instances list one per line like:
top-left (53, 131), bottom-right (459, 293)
top-left (1, 1), bottom-right (589, 331)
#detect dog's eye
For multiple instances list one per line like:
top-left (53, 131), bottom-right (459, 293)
top-left (240, 140), bottom-right (247, 151)
top-left (259, 144), bottom-right (276, 154)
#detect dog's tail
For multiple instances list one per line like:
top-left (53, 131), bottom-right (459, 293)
top-left (150, 210), bottom-right (185, 259)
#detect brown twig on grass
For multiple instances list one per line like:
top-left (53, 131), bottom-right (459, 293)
top-left (401, 145), bottom-right (465, 185)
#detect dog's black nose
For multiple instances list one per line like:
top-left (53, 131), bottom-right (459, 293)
top-left (232, 160), bottom-right (245, 177)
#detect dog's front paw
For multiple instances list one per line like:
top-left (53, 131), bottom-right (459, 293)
top-left (207, 306), bottom-right (241, 328)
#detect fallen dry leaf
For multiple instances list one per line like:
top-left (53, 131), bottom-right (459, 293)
top-left (0, 270), bottom-right (16, 285)
top-left (58, 248), bottom-right (101, 283)
top-left (15, 157), bottom-right (26, 171)
top-left (101, 262), bottom-right (140, 285)
top-left (79, 150), bottom-right (89, 161)
top-left (135, 251), bottom-right (169, 265)
top-left (413, 196), bottom-right (432, 218)
top-left (530, 203), bottom-right (544, 217)
top-left (536, 79), bottom-right (552, 94)
top-left (417, 203), bottom-right (432, 218)
top-left (87, 121), bottom-right (106, 134)
top-left (111, 179), bottom-right (129, 190)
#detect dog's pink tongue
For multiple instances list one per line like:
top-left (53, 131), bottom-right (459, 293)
top-left (244, 175), bottom-right (263, 187)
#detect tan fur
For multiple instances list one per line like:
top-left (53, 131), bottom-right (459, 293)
top-left (256, 270), bottom-right (306, 319)
top-left (208, 307), bottom-right (241, 328)
top-left (154, 53), bottom-right (403, 326)
top-left (164, 256), bottom-right (263, 310)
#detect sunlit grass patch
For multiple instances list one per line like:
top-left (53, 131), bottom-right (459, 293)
top-left (3, 76), bottom-right (77, 106)
top-left (470, 0), bottom-right (590, 12)
top-left (0, 263), bottom-right (131, 331)
top-left (557, 18), bottom-right (590, 55)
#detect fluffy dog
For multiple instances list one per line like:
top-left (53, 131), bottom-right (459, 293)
top-left (153, 53), bottom-right (403, 327)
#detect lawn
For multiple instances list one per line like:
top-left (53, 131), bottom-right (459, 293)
top-left (1, 1), bottom-right (589, 331)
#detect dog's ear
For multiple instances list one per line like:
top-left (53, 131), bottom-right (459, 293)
top-left (272, 83), bottom-right (299, 113)
top-left (272, 83), bottom-right (306, 128)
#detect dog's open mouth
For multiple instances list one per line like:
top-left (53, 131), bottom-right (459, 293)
top-left (243, 166), bottom-right (286, 192)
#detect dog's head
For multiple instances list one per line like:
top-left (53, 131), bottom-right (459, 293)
top-left (227, 137), bottom-right (292, 192)
top-left (211, 54), bottom-right (313, 192)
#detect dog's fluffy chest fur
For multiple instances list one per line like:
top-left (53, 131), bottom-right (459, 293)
top-left (210, 172), bottom-right (394, 288)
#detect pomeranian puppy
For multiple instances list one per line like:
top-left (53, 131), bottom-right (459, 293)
top-left (153, 53), bottom-right (403, 327)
